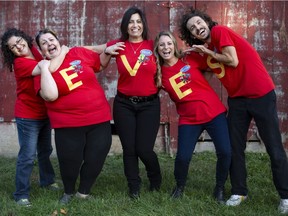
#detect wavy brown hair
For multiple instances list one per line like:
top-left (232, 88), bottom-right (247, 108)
top-left (1, 28), bottom-right (33, 72)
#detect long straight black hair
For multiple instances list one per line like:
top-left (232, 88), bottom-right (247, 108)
top-left (120, 6), bottom-right (149, 41)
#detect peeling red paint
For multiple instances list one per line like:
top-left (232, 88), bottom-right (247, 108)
top-left (0, 1), bottom-right (287, 151)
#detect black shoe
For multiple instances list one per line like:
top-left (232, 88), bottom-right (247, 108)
top-left (149, 184), bottom-right (161, 192)
top-left (213, 186), bottom-right (225, 204)
top-left (128, 190), bottom-right (140, 199)
top-left (149, 174), bottom-right (162, 192)
top-left (171, 186), bottom-right (184, 199)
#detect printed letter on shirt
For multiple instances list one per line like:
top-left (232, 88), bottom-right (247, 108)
top-left (60, 66), bottom-right (83, 91)
top-left (169, 72), bottom-right (192, 99)
top-left (207, 56), bottom-right (225, 79)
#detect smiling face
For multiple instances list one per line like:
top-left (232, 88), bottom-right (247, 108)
top-left (157, 35), bottom-right (177, 65)
top-left (7, 36), bottom-right (30, 57)
top-left (38, 33), bottom-right (61, 59)
top-left (186, 16), bottom-right (210, 42)
top-left (128, 13), bottom-right (143, 41)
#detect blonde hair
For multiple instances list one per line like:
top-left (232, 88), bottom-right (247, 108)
top-left (153, 31), bottom-right (183, 88)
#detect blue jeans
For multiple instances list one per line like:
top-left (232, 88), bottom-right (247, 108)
top-left (13, 118), bottom-right (55, 201)
top-left (174, 113), bottom-right (231, 188)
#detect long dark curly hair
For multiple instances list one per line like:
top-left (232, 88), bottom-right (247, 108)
top-left (1, 28), bottom-right (33, 72)
top-left (179, 7), bottom-right (218, 47)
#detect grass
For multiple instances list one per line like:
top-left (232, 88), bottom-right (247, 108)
top-left (0, 152), bottom-right (284, 216)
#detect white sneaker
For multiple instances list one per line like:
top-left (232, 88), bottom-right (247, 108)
top-left (16, 198), bottom-right (32, 207)
top-left (226, 195), bottom-right (247, 206)
top-left (75, 192), bottom-right (93, 200)
top-left (278, 199), bottom-right (288, 214)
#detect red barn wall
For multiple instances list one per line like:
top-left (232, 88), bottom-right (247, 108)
top-left (0, 1), bottom-right (287, 154)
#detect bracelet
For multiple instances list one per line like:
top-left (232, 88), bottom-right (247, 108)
top-left (104, 47), bottom-right (111, 55)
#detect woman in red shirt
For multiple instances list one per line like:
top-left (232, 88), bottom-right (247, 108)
top-left (92, 7), bottom-right (162, 199)
top-left (154, 31), bottom-right (231, 203)
top-left (0, 28), bottom-right (66, 207)
top-left (35, 28), bottom-right (115, 204)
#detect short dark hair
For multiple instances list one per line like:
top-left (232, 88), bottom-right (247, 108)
top-left (120, 6), bottom-right (149, 41)
top-left (179, 7), bottom-right (217, 47)
top-left (35, 28), bottom-right (59, 50)
top-left (0, 28), bottom-right (33, 72)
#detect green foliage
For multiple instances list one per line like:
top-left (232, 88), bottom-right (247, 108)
top-left (0, 152), bottom-right (284, 216)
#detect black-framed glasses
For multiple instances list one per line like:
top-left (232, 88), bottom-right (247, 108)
top-left (9, 37), bottom-right (23, 51)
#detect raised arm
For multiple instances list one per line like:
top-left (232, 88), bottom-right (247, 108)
top-left (49, 45), bottom-right (69, 71)
top-left (37, 60), bottom-right (59, 101)
top-left (99, 42), bottom-right (125, 70)
top-left (32, 45), bottom-right (69, 76)
top-left (191, 44), bottom-right (239, 68)
top-left (84, 44), bottom-right (106, 53)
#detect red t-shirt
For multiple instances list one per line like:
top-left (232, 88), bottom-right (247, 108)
top-left (206, 25), bottom-right (275, 98)
top-left (35, 47), bottom-right (111, 128)
top-left (161, 53), bottom-right (226, 125)
top-left (107, 39), bottom-right (158, 96)
top-left (13, 46), bottom-right (48, 119)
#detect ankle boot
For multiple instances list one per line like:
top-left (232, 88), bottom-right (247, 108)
top-left (171, 185), bottom-right (184, 198)
top-left (213, 186), bottom-right (225, 204)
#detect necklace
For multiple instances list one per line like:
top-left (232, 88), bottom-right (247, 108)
top-left (129, 41), bottom-right (143, 54)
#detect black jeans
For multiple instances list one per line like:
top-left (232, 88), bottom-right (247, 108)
top-left (228, 90), bottom-right (288, 199)
top-left (113, 95), bottom-right (162, 191)
top-left (54, 121), bottom-right (112, 194)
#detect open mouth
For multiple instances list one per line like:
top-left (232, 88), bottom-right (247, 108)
top-left (162, 51), bottom-right (171, 57)
top-left (48, 46), bottom-right (57, 54)
top-left (130, 28), bottom-right (141, 34)
top-left (198, 29), bottom-right (205, 36)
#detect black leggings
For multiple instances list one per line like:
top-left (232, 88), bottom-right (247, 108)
top-left (54, 121), bottom-right (111, 194)
top-left (113, 95), bottom-right (162, 190)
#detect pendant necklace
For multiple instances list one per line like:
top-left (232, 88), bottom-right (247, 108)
top-left (129, 41), bottom-right (143, 54)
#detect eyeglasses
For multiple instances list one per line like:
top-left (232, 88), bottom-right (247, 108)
top-left (9, 37), bottom-right (23, 51)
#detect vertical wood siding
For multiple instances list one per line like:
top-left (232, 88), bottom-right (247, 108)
top-left (0, 1), bottom-right (287, 151)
